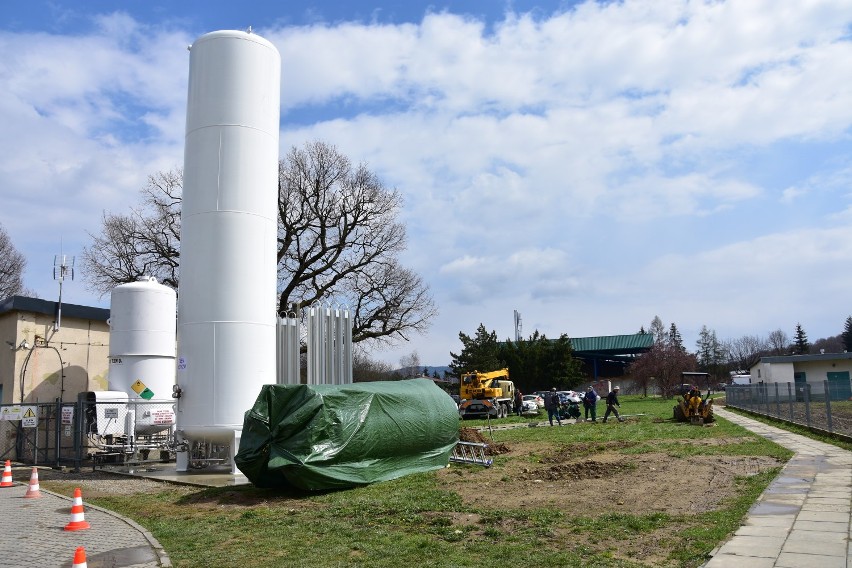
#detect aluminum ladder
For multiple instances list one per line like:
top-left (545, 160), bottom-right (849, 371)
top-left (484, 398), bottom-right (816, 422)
top-left (449, 441), bottom-right (492, 467)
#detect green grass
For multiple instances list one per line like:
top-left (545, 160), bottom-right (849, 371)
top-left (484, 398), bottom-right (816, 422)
top-left (45, 395), bottom-right (794, 568)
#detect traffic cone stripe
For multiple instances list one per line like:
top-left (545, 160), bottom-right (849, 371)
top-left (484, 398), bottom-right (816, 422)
top-left (72, 546), bottom-right (88, 568)
top-left (64, 488), bottom-right (91, 531)
top-left (24, 467), bottom-right (41, 498)
top-left (0, 460), bottom-right (12, 487)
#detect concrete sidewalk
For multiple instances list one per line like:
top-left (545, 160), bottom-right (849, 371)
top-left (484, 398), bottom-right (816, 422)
top-left (0, 474), bottom-right (170, 567)
top-left (704, 408), bottom-right (852, 567)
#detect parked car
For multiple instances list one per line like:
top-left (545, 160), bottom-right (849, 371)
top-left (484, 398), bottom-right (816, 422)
top-left (450, 394), bottom-right (461, 407)
top-left (520, 399), bottom-right (540, 415)
top-left (523, 394), bottom-right (545, 408)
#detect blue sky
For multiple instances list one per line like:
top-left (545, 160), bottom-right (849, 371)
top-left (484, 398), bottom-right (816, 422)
top-left (2, 0), bottom-right (852, 367)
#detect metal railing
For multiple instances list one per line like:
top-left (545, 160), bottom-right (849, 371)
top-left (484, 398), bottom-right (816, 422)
top-left (725, 381), bottom-right (852, 437)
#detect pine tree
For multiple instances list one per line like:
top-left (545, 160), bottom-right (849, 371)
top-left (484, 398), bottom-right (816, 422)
top-left (669, 322), bottom-right (686, 352)
top-left (449, 324), bottom-right (503, 377)
top-left (793, 323), bottom-right (810, 355)
top-left (842, 316), bottom-right (852, 352)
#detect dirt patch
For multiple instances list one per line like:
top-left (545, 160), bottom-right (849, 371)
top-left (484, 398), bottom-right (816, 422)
top-left (439, 437), bottom-right (782, 515)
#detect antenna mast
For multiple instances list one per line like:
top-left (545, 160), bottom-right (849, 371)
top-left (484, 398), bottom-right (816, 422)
top-left (513, 309), bottom-right (522, 342)
top-left (53, 252), bottom-right (75, 331)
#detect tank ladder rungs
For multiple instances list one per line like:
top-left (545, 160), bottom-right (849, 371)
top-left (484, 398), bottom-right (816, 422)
top-left (450, 441), bottom-right (492, 467)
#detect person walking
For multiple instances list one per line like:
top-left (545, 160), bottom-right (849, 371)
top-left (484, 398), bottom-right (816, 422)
top-left (602, 386), bottom-right (624, 423)
top-left (583, 386), bottom-right (599, 422)
top-left (514, 389), bottom-right (523, 417)
top-left (545, 387), bottom-right (562, 426)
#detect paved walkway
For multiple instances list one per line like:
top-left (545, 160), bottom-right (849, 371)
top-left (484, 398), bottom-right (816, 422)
top-left (704, 408), bottom-right (852, 567)
top-left (0, 471), bottom-right (170, 567)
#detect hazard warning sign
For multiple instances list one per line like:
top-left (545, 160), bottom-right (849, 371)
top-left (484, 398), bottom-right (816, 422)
top-left (22, 407), bottom-right (37, 428)
top-left (131, 379), bottom-right (155, 400)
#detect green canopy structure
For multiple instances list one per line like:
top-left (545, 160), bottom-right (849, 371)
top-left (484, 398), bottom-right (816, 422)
top-left (235, 378), bottom-right (460, 491)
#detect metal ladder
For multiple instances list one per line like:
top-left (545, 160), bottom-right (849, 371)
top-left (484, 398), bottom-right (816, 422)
top-left (449, 441), bottom-right (492, 467)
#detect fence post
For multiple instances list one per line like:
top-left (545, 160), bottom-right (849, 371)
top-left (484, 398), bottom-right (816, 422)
top-left (803, 383), bottom-right (811, 428)
top-left (787, 382), bottom-right (793, 423)
top-left (73, 398), bottom-right (83, 472)
top-left (824, 380), bottom-right (833, 433)
top-left (774, 382), bottom-right (780, 418)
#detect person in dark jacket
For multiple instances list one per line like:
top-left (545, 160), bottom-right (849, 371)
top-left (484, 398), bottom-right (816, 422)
top-left (583, 386), bottom-right (599, 422)
top-left (545, 387), bottom-right (562, 426)
top-left (514, 389), bottom-right (523, 416)
top-left (602, 386), bottom-right (624, 423)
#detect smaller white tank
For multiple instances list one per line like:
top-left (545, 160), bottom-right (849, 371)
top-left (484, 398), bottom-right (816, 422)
top-left (109, 276), bottom-right (177, 401)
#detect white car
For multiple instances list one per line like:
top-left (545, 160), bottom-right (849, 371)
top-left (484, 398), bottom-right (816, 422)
top-left (520, 400), bottom-right (540, 415)
top-left (523, 394), bottom-right (545, 408)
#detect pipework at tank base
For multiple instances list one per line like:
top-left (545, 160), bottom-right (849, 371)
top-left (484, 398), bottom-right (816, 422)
top-left (175, 429), bottom-right (241, 474)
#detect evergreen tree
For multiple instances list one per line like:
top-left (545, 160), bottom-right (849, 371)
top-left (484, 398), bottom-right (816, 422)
top-left (668, 322), bottom-right (686, 352)
top-left (500, 331), bottom-right (583, 391)
top-left (842, 316), bottom-right (852, 352)
top-left (793, 323), bottom-right (810, 355)
top-left (696, 325), bottom-right (725, 382)
top-left (449, 324), bottom-right (503, 377)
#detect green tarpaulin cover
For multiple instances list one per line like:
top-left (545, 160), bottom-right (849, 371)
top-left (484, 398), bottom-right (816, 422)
top-left (235, 378), bottom-right (460, 491)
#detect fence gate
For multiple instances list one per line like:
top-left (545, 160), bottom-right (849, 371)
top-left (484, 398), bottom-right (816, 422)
top-left (0, 402), bottom-right (76, 466)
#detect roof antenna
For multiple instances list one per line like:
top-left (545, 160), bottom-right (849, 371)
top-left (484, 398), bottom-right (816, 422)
top-left (53, 241), bottom-right (75, 331)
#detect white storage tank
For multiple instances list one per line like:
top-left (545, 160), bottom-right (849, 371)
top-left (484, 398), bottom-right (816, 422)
top-left (175, 29), bottom-right (280, 470)
top-left (109, 277), bottom-right (177, 433)
top-left (109, 276), bottom-right (177, 400)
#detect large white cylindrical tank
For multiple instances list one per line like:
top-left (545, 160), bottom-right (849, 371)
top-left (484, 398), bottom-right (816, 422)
top-left (109, 277), bottom-right (177, 401)
top-left (176, 30), bottom-right (280, 448)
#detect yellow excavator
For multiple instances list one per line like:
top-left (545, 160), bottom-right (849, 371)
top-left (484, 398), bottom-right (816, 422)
top-left (674, 385), bottom-right (715, 424)
top-left (458, 368), bottom-right (516, 419)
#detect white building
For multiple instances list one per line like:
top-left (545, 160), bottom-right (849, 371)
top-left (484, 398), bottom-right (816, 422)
top-left (749, 352), bottom-right (852, 400)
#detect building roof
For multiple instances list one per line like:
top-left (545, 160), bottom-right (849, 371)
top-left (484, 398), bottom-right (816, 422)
top-left (756, 352), bottom-right (852, 365)
top-left (570, 333), bottom-right (654, 356)
top-left (0, 295), bottom-right (109, 322)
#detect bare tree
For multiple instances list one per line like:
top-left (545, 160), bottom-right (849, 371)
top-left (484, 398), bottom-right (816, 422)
top-left (628, 343), bottom-right (698, 398)
top-left (82, 141), bottom-right (436, 348)
top-left (352, 348), bottom-right (395, 382)
top-left (82, 170), bottom-right (181, 295)
top-left (0, 223), bottom-right (27, 299)
top-left (766, 329), bottom-right (789, 355)
top-left (399, 351), bottom-right (421, 377)
top-left (276, 141), bottom-right (436, 344)
top-left (722, 335), bottom-right (766, 372)
top-left (649, 316), bottom-right (666, 345)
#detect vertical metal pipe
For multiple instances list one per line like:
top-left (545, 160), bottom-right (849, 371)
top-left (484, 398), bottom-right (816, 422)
top-left (344, 309), bottom-right (353, 384)
top-left (324, 306), bottom-right (334, 384)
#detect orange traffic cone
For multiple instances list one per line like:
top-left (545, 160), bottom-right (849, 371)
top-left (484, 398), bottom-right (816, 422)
top-left (64, 487), bottom-right (91, 531)
top-left (72, 546), bottom-right (88, 568)
top-left (23, 467), bottom-right (41, 498)
top-left (0, 460), bottom-right (12, 487)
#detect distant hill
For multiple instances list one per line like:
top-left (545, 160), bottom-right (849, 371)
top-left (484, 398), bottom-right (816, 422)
top-left (395, 365), bottom-right (452, 378)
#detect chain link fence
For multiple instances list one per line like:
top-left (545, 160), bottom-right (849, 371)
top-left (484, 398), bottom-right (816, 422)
top-left (0, 399), bottom-right (176, 469)
top-left (725, 380), bottom-right (852, 437)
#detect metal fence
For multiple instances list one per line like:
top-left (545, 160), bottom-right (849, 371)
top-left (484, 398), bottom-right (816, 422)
top-left (0, 399), bottom-right (176, 470)
top-left (725, 381), bottom-right (852, 437)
